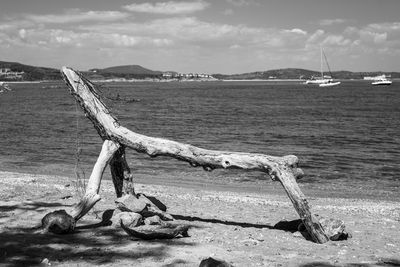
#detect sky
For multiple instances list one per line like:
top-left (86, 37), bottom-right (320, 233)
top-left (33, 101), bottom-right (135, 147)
top-left (1, 0), bottom-right (400, 73)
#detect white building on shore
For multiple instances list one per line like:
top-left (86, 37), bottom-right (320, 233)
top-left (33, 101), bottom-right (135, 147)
top-left (0, 68), bottom-right (25, 80)
top-left (162, 72), bottom-right (215, 79)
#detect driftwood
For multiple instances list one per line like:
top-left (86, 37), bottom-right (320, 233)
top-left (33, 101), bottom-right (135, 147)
top-left (71, 140), bottom-right (120, 221)
top-left (109, 146), bottom-right (136, 197)
top-left (121, 223), bottom-right (190, 240)
top-left (39, 140), bottom-right (120, 233)
top-left (38, 210), bottom-right (75, 234)
top-left (199, 257), bottom-right (233, 267)
top-left (61, 66), bottom-right (335, 243)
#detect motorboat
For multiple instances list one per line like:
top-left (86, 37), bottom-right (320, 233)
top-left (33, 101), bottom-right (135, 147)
top-left (371, 75), bottom-right (392, 85)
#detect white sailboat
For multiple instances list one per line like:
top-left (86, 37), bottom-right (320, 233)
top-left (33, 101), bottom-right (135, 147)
top-left (305, 47), bottom-right (341, 87)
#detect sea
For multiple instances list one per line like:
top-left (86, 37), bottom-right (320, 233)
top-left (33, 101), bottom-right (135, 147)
top-left (0, 80), bottom-right (399, 200)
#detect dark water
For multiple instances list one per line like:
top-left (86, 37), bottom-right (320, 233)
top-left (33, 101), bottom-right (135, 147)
top-left (1, 80), bottom-right (399, 200)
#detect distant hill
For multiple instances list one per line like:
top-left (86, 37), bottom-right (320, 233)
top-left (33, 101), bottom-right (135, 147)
top-left (88, 65), bottom-right (162, 79)
top-left (213, 68), bottom-right (400, 80)
top-left (213, 68), bottom-right (317, 80)
top-left (1, 60), bottom-right (400, 81)
top-left (0, 61), bottom-right (60, 81)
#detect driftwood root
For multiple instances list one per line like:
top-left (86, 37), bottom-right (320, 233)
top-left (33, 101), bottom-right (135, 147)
top-left (115, 193), bottom-right (173, 221)
top-left (199, 257), bottom-right (233, 267)
top-left (40, 210), bottom-right (76, 234)
top-left (121, 223), bottom-right (190, 240)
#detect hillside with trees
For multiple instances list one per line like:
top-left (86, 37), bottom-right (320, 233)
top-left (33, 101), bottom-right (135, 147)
top-left (1, 60), bottom-right (399, 81)
top-left (0, 61), bottom-right (60, 81)
top-left (213, 68), bottom-right (400, 80)
top-left (87, 65), bottom-right (162, 80)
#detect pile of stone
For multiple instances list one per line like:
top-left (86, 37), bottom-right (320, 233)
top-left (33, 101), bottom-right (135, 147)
top-left (107, 193), bottom-right (190, 239)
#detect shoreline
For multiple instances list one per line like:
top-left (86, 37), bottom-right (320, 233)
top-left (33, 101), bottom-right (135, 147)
top-left (1, 166), bottom-right (399, 202)
top-left (3, 78), bottom-right (398, 84)
top-left (1, 170), bottom-right (399, 215)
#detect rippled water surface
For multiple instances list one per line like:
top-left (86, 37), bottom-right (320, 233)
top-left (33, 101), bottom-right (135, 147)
top-left (1, 80), bottom-right (399, 199)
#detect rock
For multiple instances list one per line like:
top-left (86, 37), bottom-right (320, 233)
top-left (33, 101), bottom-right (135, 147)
top-left (297, 216), bottom-right (351, 241)
top-left (41, 209), bottom-right (75, 234)
top-left (40, 258), bottom-right (50, 266)
top-left (144, 215), bottom-right (163, 225)
top-left (199, 257), bottom-right (233, 267)
top-left (111, 212), bottom-right (143, 228)
top-left (292, 231), bottom-right (303, 238)
top-left (115, 194), bottom-right (148, 213)
top-left (319, 217), bottom-right (351, 241)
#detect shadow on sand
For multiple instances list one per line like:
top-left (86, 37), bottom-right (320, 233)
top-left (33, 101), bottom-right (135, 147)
top-left (0, 201), bottom-right (193, 267)
top-left (0, 201), bottom-right (73, 212)
top-left (172, 213), bottom-right (303, 232)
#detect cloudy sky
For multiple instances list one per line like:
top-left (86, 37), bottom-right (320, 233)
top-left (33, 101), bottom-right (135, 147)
top-left (1, 0), bottom-right (400, 73)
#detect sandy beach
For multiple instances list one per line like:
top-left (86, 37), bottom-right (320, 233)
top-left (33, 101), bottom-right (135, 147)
top-left (0, 171), bottom-right (399, 267)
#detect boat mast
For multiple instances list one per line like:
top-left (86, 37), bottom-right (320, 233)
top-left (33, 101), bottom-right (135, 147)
top-left (320, 46), bottom-right (324, 78)
top-left (322, 48), bottom-right (334, 79)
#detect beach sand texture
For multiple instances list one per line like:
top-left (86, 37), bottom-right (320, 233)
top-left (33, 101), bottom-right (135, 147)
top-left (0, 171), bottom-right (399, 267)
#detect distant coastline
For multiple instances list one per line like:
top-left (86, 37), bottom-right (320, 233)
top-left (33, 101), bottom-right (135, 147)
top-left (1, 60), bottom-right (400, 82)
top-left (221, 79), bottom-right (303, 82)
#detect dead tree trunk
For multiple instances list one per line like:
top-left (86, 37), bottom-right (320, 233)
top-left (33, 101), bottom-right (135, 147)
top-left (61, 67), bottom-right (330, 243)
top-left (109, 146), bottom-right (136, 197)
top-left (70, 140), bottom-right (120, 221)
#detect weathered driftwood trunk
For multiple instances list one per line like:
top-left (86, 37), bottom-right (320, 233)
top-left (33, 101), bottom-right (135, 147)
top-left (61, 67), bottom-right (330, 243)
top-left (109, 146), bottom-right (136, 197)
top-left (71, 140), bottom-right (120, 221)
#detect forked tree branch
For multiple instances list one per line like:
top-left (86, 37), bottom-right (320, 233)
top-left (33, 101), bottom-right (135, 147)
top-left (61, 66), bottom-right (330, 243)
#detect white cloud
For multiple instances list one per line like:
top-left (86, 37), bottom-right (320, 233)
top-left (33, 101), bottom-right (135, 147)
top-left (80, 17), bottom-right (257, 44)
top-left (343, 22), bottom-right (400, 50)
top-left (359, 30), bottom-right (387, 44)
top-left (25, 10), bottom-right (129, 24)
top-left (321, 35), bottom-right (351, 46)
top-left (18, 29), bottom-right (27, 39)
top-left (123, 1), bottom-right (209, 15)
top-left (367, 22), bottom-right (400, 32)
top-left (307, 29), bottom-right (325, 44)
top-left (225, 0), bottom-right (256, 6)
top-left (319, 19), bottom-right (347, 26)
top-left (3, 6), bottom-right (400, 72)
top-left (79, 16), bottom-right (310, 50)
top-left (285, 28), bottom-right (307, 35)
top-left (373, 32), bottom-right (387, 44)
top-left (343, 26), bottom-right (358, 35)
top-left (0, 26), bottom-right (173, 49)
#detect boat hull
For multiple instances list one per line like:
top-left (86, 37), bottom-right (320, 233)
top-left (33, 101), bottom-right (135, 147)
top-left (372, 80), bottom-right (392, 85)
top-left (319, 81), bottom-right (341, 87)
top-left (304, 79), bottom-right (331, 84)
